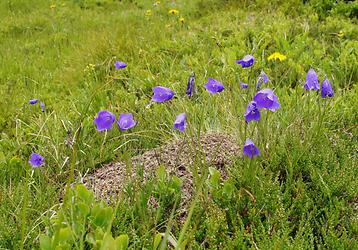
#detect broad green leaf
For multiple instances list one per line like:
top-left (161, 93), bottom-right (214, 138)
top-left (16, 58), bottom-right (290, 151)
top-left (153, 233), bottom-right (162, 250)
top-left (115, 234), bottom-right (129, 250)
top-left (58, 227), bottom-right (72, 243)
top-left (39, 234), bottom-right (52, 250)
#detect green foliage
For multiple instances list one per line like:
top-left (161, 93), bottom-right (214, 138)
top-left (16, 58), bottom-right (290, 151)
top-left (39, 185), bottom-right (129, 250)
top-left (0, 0), bottom-right (357, 249)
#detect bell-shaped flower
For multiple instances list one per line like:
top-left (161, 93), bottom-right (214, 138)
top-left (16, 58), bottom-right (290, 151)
top-left (321, 78), bottom-right (334, 98)
top-left (236, 55), bottom-right (255, 68)
top-left (204, 78), bottom-right (224, 94)
top-left (304, 68), bottom-right (320, 91)
top-left (117, 113), bottom-right (136, 131)
top-left (253, 88), bottom-right (280, 111)
top-left (173, 113), bottom-right (186, 132)
top-left (94, 110), bottom-right (116, 131)
top-left (244, 101), bottom-right (261, 123)
top-left (243, 139), bottom-right (260, 159)
top-left (152, 86), bottom-right (175, 103)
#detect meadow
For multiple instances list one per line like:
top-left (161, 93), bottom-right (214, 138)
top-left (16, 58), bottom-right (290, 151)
top-left (0, 0), bottom-right (357, 249)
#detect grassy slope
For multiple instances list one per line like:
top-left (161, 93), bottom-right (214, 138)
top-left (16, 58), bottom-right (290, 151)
top-left (0, 0), bottom-right (357, 248)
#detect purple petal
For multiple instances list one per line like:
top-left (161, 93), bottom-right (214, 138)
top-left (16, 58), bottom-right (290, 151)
top-left (204, 78), bottom-right (224, 94)
top-left (240, 82), bottom-right (248, 89)
top-left (186, 74), bottom-right (195, 97)
top-left (28, 153), bottom-right (45, 168)
top-left (114, 61), bottom-right (127, 69)
top-left (173, 113), bottom-right (186, 132)
top-left (261, 71), bottom-right (269, 83)
top-left (236, 55), bottom-right (255, 68)
top-left (94, 110), bottom-right (116, 131)
top-left (29, 99), bottom-right (38, 105)
top-left (253, 89), bottom-right (280, 111)
top-left (321, 78), bottom-right (334, 98)
top-left (244, 101), bottom-right (261, 123)
top-left (305, 68), bottom-right (319, 91)
top-left (256, 71), bottom-right (269, 90)
top-left (40, 102), bottom-right (45, 112)
top-left (117, 113), bottom-right (136, 131)
top-left (243, 139), bottom-right (260, 159)
top-left (152, 86), bottom-right (175, 103)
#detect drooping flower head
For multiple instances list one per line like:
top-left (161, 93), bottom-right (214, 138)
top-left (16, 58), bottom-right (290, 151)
top-left (173, 113), bottom-right (186, 132)
top-left (152, 86), bottom-right (175, 103)
top-left (94, 110), bottom-right (116, 131)
top-left (243, 139), bottom-right (260, 159)
top-left (29, 99), bottom-right (38, 105)
top-left (260, 71), bottom-right (269, 84)
top-left (321, 78), bottom-right (334, 98)
top-left (40, 102), bottom-right (45, 112)
top-left (236, 55), bottom-right (255, 68)
top-left (117, 113), bottom-right (136, 131)
top-left (114, 61), bottom-right (127, 70)
top-left (244, 101), bottom-right (261, 123)
top-left (240, 82), bottom-right (248, 89)
top-left (28, 153), bottom-right (45, 168)
top-left (204, 78), bottom-right (224, 94)
top-left (253, 88), bottom-right (280, 111)
top-left (304, 69), bottom-right (320, 91)
top-left (186, 73), bottom-right (195, 97)
top-left (267, 52), bottom-right (287, 62)
top-left (256, 71), bottom-right (269, 90)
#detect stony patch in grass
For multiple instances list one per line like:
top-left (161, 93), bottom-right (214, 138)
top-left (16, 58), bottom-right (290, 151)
top-left (84, 133), bottom-right (240, 203)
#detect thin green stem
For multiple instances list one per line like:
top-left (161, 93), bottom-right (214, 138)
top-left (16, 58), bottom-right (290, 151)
top-left (20, 168), bottom-right (30, 250)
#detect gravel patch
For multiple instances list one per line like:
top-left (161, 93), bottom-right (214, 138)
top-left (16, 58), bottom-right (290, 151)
top-left (83, 133), bottom-right (241, 204)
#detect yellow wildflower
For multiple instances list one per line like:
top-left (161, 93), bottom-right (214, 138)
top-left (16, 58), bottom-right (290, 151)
top-left (179, 17), bottom-right (185, 24)
top-left (267, 52), bottom-right (287, 62)
top-left (145, 10), bottom-right (152, 16)
top-left (337, 31), bottom-right (344, 38)
top-left (50, 4), bottom-right (56, 9)
top-left (155, 1), bottom-right (160, 5)
top-left (168, 9), bottom-right (179, 15)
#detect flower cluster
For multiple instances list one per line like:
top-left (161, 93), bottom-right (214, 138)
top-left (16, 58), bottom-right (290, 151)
top-left (244, 89), bottom-right (280, 123)
top-left (29, 98), bottom-right (45, 112)
top-left (29, 54), bottom-right (335, 168)
top-left (304, 68), bottom-right (334, 98)
top-left (267, 52), bottom-right (287, 62)
top-left (94, 110), bottom-right (136, 132)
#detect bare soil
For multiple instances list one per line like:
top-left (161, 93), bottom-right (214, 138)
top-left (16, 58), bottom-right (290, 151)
top-left (83, 133), bottom-right (241, 204)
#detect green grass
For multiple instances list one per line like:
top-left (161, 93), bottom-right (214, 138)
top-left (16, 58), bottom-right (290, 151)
top-left (0, 0), bottom-right (357, 249)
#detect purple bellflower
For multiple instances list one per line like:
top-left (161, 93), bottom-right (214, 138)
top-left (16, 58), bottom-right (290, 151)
top-left (29, 153), bottom-right (45, 168)
top-left (114, 61), bottom-right (127, 69)
top-left (173, 113), bottom-right (186, 132)
top-left (117, 113), bottom-right (136, 131)
top-left (256, 70), bottom-right (269, 90)
top-left (29, 99), bottom-right (38, 105)
top-left (253, 88), bottom-right (280, 111)
top-left (321, 78), bottom-right (334, 98)
top-left (236, 55), bottom-right (255, 68)
top-left (240, 82), bottom-right (248, 89)
top-left (304, 69), bottom-right (320, 91)
top-left (244, 101), bottom-right (261, 123)
top-left (94, 110), bottom-right (116, 131)
top-left (204, 78), bottom-right (224, 94)
top-left (40, 102), bottom-right (45, 112)
top-left (243, 139), bottom-right (260, 159)
top-left (152, 86), bottom-right (175, 103)
top-left (186, 73), bottom-right (195, 97)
